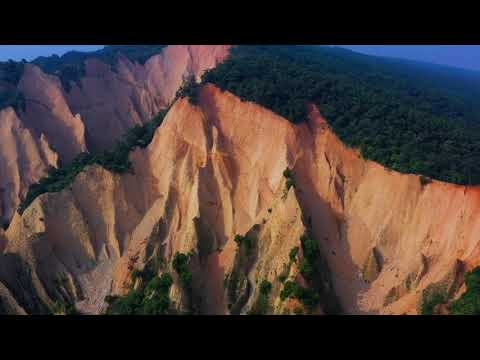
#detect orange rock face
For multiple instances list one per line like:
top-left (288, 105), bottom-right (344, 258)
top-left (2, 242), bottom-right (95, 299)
top-left (294, 105), bottom-right (480, 314)
top-left (2, 84), bottom-right (480, 315)
top-left (65, 45), bottom-right (231, 151)
top-left (0, 107), bottom-right (58, 224)
top-left (0, 45), bottom-right (232, 226)
top-left (111, 84), bottom-right (300, 311)
top-left (18, 64), bottom-right (87, 163)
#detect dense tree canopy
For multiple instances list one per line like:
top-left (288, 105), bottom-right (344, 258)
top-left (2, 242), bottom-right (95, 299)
top-left (201, 45), bottom-right (480, 185)
top-left (448, 267), bottom-right (480, 315)
top-left (0, 60), bottom-right (25, 85)
top-left (106, 272), bottom-right (173, 315)
top-left (0, 60), bottom-right (26, 111)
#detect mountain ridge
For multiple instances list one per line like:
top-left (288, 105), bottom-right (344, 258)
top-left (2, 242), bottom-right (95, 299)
top-left (2, 84), bottom-right (479, 314)
top-left (0, 45), bottom-right (231, 226)
top-left (1, 45), bottom-right (480, 315)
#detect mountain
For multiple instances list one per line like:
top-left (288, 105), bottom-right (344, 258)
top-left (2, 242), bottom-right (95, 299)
top-left (201, 45), bottom-right (480, 185)
top-left (0, 45), bottom-right (231, 226)
top-left (0, 45), bottom-right (479, 315)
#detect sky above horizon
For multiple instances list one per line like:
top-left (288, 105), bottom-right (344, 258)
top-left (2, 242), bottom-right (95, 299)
top-left (0, 45), bottom-right (479, 72)
top-left (341, 45), bottom-right (480, 72)
top-left (0, 45), bottom-right (104, 61)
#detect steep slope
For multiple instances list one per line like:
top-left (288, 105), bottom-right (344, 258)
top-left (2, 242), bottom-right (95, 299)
top-left (294, 105), bottom-right (480, 314)
top-left (1, 164), bottom-right (150, 314)
top-left (0, 45), bottom-right (231, 226)
top-left (0, 281), bottom-right (26, 315)
top-left (65, 45), bottom-right (231, 151)
top-left (2, 85), bottom-right (480, 315)
top-left (0, 85), bottom-right (302, 314)
top-left (18, 64), bottom-right (88, 163)
top-left (0, 107), bottom-right (58, 226)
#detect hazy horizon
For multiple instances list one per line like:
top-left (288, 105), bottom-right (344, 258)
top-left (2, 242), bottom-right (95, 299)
top-left (0, 45), bottom-right (104, 61)
top-left (340, 45), bottom-right (480, 72)
top-left (0, 45), bottom-right (479, 72)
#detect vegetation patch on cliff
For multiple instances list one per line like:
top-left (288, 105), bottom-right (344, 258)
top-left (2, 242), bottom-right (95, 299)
top-left (233, 234), bottom-right (254, 256)
top-left (172, 251), bottom-right (201, 314)
top-left (279, 229), bottom-right (342, 314)
top-left (175, 74), bottom-right (200, 105)
top-left (447, 267), bottom-right (480, 315)
top-left (280, 281), bottom-right (320, 310)
top-left (248, 280), bottom-right (272, 315)
top-left (278, 235), bottom-right (326, 313)
top-left (282, 168), bottom-right (296, 199)
top-left (420, 283), bottom-right (449, 315)
top-left (51, 300), bottom-right (77, 315)
top-left (107, 252), bottom-right (200, 315)
top-left (226, 233), bottom-right (257, 314)
top-left (105, 272), bottom-right (173, 315)
top-left (277, 246), bottom-right (299, 284)
top-left (172, 252), bottom-right (193, 291)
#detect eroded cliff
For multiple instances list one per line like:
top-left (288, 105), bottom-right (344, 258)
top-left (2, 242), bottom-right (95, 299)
top-left (65, 45), bottom-right (231, 151)
top-left (0, 107), bottom-right (58, 225)
top-left (0, 45), bottom-right (231, 226)
top-left (1, 84), bottom-right (479, 315)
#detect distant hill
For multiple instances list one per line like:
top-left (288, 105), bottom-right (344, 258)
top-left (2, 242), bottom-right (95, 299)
top-left (0, 45), bottom-right (167, 106)
top-left (330, 46), bottom-right (480, 127)
top-left (31, 45), bottom-right (166, 91)
top-left (32, 45), bottom-right (167, 70)
top-left (3, 44), bottom-right (480, 184)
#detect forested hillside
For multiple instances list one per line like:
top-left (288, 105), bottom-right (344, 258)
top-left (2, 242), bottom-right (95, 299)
top-left (201, 45), bottom-right (480, 185)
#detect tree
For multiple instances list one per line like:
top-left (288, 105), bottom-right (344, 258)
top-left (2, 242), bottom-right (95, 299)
top-left (448, 267), bottom-right (480, 315)
top-left (173, 252), bottom-right (192, 289)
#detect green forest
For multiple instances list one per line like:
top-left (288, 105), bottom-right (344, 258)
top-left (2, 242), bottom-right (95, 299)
top-left (201, 45), bottom-right (480, 185)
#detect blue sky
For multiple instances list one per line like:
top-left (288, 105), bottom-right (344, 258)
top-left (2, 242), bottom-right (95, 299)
top-left (0, 45), bottom-right (104, 61)
top-left (340, 45), bottom-right (480, 72)
top-left (0, 45), bottom-right (479, 72)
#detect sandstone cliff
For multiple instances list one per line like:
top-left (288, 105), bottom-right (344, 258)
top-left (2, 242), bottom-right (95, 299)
top-left (0, 107), bottom-right (58, 225)
top-left (0, 45), bottom-right (231, 226)
top-left (294, 105), bottom-right (480, 314)
top-left (18, 64), bottom-right (88, 163)
top-left (65, 45), bottom-right (231, 151)
top-left (2, 84), bottom-right (479, 315)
